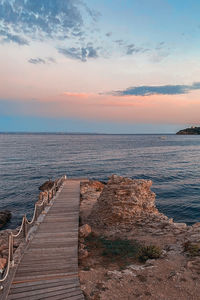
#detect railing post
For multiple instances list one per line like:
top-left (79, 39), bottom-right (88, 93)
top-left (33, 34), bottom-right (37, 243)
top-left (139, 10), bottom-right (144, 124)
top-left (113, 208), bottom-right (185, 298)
top-left (10, 234), bottom-right (14, 266)
top-left (23, 216), bottom-right (27, 238)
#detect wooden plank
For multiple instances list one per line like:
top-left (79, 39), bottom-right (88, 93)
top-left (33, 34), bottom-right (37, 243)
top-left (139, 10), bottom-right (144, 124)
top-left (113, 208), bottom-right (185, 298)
top-left (7, 288), bottom-right (83, 300)
top-left (10, 282), bottom-right (80, 295)
top-left (8, 285), bottom-right (81, 299)
top-left (7, 180), bottom-right (84, 300)
top-left (42, 294), bottom-right (84, 300)
top-left (13, 272), bottom-right (78, 282)
top-left (10, 277), bottom-right (79, 289)
top-left (11, 276), bottom-right (79, 287)
top-left (15, 264), bottom-right (78, 272)
top-left (21, 254), bottom-right (77, 260)
top-left (19, 258), bottom-right (77, 264)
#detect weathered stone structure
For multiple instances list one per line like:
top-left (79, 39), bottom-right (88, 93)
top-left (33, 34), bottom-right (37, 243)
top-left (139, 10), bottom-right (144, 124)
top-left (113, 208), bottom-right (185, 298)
top-left (89, 175), bottom-right (159, 226)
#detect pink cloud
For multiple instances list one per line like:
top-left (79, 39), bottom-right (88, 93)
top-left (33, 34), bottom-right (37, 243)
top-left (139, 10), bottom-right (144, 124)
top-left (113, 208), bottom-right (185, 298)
top-left (62, 92), bottom-right (96, 99)
top-left (1, 88), bottom-right (200, 125)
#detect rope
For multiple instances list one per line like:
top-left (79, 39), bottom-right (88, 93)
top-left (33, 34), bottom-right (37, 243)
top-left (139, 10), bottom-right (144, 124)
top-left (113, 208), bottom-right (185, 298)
top-left (0, 235), bottom-right (12, 284)
top-left (0, 175), bottom-right (66, 290)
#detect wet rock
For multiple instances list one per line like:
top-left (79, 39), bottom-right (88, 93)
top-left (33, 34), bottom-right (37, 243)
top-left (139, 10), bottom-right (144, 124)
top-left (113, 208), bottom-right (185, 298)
top-left (0, 211), bottom-right (12, 229)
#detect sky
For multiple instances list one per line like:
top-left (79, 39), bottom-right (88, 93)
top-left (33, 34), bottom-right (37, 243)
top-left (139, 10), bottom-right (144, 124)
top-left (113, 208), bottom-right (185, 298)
top-left (0, 0), bottom-right (200, 133)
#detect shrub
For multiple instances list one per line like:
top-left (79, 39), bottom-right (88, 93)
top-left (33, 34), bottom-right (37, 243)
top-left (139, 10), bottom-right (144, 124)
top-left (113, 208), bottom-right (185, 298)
top-left (85, 234), bottom-right (162, 264)
top-left (99, 238), bottom-right (141, 259)
top-left (139, 245), bottom-right (162, 262)
top-left (184, 241), bottom-right (200, 257)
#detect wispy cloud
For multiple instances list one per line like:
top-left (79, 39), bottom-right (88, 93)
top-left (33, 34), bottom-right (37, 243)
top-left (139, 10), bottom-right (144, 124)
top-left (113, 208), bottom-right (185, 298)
top-left (0, 30), bottom-right (29, 45)
top-left (28, 57), bottom-right (56, 65)
top-left (111, 82), bottom-right (200, 96)
top-left (58, 45), bottom-right (98, 62)
top-left (114, 39), bottom-right (125, 46)
top-left (28, 58), bottom-right (46, 65)
top-left (126, 44), bottom-right (149, 55)
top-left (106, 32), bottom-right (112, 37)
top-left (62, 92), bottom-right (96, 99)
top-left (0, 0), bottom-right (96, 45)
top-left (113, 40), bottom-right (149, 56)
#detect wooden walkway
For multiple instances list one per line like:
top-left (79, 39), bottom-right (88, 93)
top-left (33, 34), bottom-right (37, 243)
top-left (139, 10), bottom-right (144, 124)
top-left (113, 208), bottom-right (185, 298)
top-left (6, 180), bottom-right (84, 300)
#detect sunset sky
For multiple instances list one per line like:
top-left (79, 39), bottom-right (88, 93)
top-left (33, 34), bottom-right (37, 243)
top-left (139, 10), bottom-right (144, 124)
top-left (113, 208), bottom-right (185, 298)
top-left (0, 0), bottom-right (200, 133)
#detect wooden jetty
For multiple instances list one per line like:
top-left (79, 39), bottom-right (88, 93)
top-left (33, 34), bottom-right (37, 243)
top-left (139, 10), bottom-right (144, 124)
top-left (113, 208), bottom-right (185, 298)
top-left (4, 179), bottom-right (84, 300)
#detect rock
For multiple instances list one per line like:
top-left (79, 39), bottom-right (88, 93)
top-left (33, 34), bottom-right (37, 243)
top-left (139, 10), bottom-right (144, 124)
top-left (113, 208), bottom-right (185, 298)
top-left (145, 259), bottom-right (156, 266)
top-left (160, 250), bottom-right (167, 258)
top-left (2, 249), bottom-right (8, 257)
top-left (173, 223), bottom-right (187, 229)
top-left (89, 175), bottom-right (158, 226)
top-left (129, 264), bottom-right (146, 271)
top-left (0, 211), bottom-right (12, 229)
top-left (39, 180), bottom-right (54, 191)
top-left (79, 224), bottom-right (92, 238)
top-left (107, 270), bottom-right (123, 279)
top-left (79, 248), bottom-right (89, 260)
top-left (0, 258), bottom-right (7, 273)
top-left (0, 244), bottom-right (7, 253)
top-left (80, 181), bottom-right (104, 204)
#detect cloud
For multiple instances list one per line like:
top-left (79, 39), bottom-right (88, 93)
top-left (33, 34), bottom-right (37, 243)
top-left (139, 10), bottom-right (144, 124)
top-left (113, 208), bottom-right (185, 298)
top-left (81, 3), bottom-right (101, 22)
top-left (111, 82), bottom-right (200, 96)
top-left (126, 44), bottom-right (144, 55)
top-left (113, 40), bottom-right (149, 56)
top-left (47, 57), bottom-right (56, 63)
top-left (58, 45), bottom-right (98, 62)
top-left (0, 30), bottom-right (29, 45)
top-left (0, 0), bottom-right (96, 44)
top-left (106, 32), bottom-right (112, 37)
top-left (150, 51), bottom-right (170, 63)
top-left (28, 58), bottom-right (46, 65)
top-left (87, 46), bottom-right (98, 58)
top-left (155, 41), bottom-right (165, 50)
top-left (114, 39), bottom-right (125, 46)
top-left (28, 57), bottom-right (56, 65)
top-left (62, 92), bottom-right (95, 98)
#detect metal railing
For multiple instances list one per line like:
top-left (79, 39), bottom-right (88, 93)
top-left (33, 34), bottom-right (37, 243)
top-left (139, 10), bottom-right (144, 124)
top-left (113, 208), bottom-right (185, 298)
top-left (0, 175), bottom-right (66, 291)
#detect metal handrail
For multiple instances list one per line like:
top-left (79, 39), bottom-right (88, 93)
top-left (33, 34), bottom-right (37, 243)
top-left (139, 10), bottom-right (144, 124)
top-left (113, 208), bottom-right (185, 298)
top-left (0, 175), bottom-right (66, 290)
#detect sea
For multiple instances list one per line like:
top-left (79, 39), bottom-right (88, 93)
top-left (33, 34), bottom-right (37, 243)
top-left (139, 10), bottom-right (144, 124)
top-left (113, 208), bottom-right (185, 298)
top-left (0, 133), bottom-right (200, 229)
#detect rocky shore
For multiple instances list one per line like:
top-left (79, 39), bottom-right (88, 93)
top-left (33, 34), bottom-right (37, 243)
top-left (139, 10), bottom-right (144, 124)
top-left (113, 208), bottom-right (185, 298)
top-left (0, 211), bottom-right (11, 229)
top-left (79, 175), bottom-right (200, 300)
top-left (176, 126), bottom-right (200, 135)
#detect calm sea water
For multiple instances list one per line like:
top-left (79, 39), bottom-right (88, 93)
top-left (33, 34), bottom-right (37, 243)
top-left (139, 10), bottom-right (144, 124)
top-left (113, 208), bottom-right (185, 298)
top-left (0, 133), bottom-right (200, 229)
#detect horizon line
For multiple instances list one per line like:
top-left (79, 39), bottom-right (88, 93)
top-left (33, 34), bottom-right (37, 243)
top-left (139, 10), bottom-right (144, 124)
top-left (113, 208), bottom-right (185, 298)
top-left (0, 131), bottom-right (177, 135)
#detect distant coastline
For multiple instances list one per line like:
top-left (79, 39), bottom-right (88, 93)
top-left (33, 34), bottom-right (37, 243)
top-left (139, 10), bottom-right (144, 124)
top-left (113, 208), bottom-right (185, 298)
top-left (176, 126), bottom-right (200, 135)
top-left (0, 132), bottom-right (176, 135)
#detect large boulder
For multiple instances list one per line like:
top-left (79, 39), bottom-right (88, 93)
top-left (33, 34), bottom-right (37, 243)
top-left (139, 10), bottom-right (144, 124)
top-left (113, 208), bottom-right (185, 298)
top-left (0, 211), bottom-right (12, 229)
top-left (89, 175), bottom-right (158, 226)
